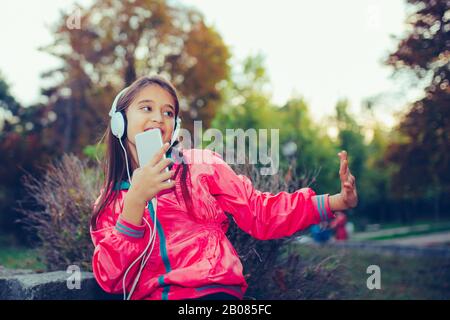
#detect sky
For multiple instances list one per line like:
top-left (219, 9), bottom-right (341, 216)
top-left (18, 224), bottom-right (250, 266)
top-left (0, 0), bottom-right (421, 127)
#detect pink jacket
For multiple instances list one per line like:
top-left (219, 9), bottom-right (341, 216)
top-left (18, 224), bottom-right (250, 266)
top-left (91, 148), bottom-right (334, 300)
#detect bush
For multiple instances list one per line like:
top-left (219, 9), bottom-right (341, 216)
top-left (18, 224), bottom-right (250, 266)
top-left (17, 154), bottom-right (102, 271)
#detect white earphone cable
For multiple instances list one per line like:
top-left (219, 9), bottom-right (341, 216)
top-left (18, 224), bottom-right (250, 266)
top-left (125, 213), bottom-right (157, 300)
top-left (121, 215), bottom-right (154, 300)
top-left (140, 198), bottom-right (158, 268)
top-left (119, 137), bottom-right (158, 300)
top-left (127, 197), bottom-right (158, 300)
top-left (118, 137), bottom-right (132, 186)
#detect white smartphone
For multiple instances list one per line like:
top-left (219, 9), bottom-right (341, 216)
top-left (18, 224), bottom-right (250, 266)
top-left (135, 129), bottom-right (170, 180)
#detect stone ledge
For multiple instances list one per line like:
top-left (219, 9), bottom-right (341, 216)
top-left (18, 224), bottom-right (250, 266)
top-left (0, 267), bottom-right (121, 300)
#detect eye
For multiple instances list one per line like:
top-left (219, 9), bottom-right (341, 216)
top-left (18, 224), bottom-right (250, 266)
top-left (164, 110), bottom-right (174, 117)
top-left (141, 106), bottom-right (152, 112)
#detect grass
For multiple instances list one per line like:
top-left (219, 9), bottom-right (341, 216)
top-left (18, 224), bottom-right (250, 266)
top-left (288, 243), bottom-right (450, 299)
top-left (0, 246), bottom-right (46, 271)
top-left (0, 233), bottom-right (46, 271)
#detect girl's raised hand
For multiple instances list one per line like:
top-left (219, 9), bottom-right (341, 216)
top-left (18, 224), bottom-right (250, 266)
top-left (128, 142), bottom-right (176, 203)
top-left (338, 150), bottom-right (358, 209)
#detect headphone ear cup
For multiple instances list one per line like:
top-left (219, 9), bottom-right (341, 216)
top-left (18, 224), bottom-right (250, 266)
top-left (111, 112), bottom-right (126, 139)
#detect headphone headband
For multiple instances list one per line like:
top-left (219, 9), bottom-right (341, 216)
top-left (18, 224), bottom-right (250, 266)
top-left (109, 87), bottom-right (129, 117)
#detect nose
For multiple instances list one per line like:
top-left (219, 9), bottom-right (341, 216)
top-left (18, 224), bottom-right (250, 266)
top-left (150, 111), bottom-right (163, 123)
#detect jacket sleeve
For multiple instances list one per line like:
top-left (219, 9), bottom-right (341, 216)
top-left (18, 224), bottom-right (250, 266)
top-left (203, 149), bottom-right (335, 240)
top-left (90, 194), bottom-right (149, 294)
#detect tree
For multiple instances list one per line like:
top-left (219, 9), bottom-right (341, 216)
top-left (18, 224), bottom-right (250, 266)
top-left (385, 0), bottom-right (450, 217)
top-left (279, 98), bottom-right (338, 194)
top-left (41, 0), bottom-right (230, 154)
top-left (212, 55), bottom-right (276, 132)
top-left (212, 55), bottom-right (339, 193)
top-left (334, 100), bottom-right (367, 182)
top-left (359, 123), bottom-right (393, 222)
top-left (328, 99), bottom-right (368, 221)
top-left (0, 73), bottom-right (53, 240)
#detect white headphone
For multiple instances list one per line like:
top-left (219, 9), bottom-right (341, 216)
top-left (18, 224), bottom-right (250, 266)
top-left (108, 87), bottom-right (181, 300)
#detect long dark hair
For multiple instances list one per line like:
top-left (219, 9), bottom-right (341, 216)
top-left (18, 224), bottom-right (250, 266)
top-left (91, 75), bottom-right (192, 230)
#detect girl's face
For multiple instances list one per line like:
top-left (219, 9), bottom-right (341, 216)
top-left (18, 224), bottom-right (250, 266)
top-left (125, 84), bottom-right (176, 159)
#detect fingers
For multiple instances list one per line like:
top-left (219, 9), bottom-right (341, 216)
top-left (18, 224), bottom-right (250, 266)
top-left (340, 163), bottom-right (358, 208)
top-left (154, 157), bottom-right (173, 173)
top-left (338, 150), bottom-right (348, 162)
top-left (349, 174), bottom-right (356, 186)
top-left (338, 150), bottom-right (349, 181)
top-left (343, 182), bottom-right (353, 190)
top-left (344, 172), bottom-right (356, 188)
top-left (339, 156), bottom-right (345, 178)
top-left (147, 142), bottom-right (170, 167)
top-left (159, 177), bottom-right (177, 190)
top-left (344, 177), bottom-right (357, 199)
top-left (338, 150), bottom-right (357, 193)
top-left (159, 168), bottom-right (175, 182)
top-left (150, 169), bottom-right (176, 193)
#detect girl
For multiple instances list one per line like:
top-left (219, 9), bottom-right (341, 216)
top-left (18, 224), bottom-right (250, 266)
top-left (90, 75), bottom-right (358, 300)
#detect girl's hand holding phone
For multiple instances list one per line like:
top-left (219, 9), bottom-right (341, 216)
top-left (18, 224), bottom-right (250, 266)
top-left (122, 143), bottom-right (176, 225)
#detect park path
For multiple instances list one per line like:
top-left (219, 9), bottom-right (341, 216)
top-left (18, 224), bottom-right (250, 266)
top-left (377, 231), bottom-right (450, 247)
top-left (324, 231), bottom-right (450, 258)
top-left (351, 224), bottom-right (437, 241)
